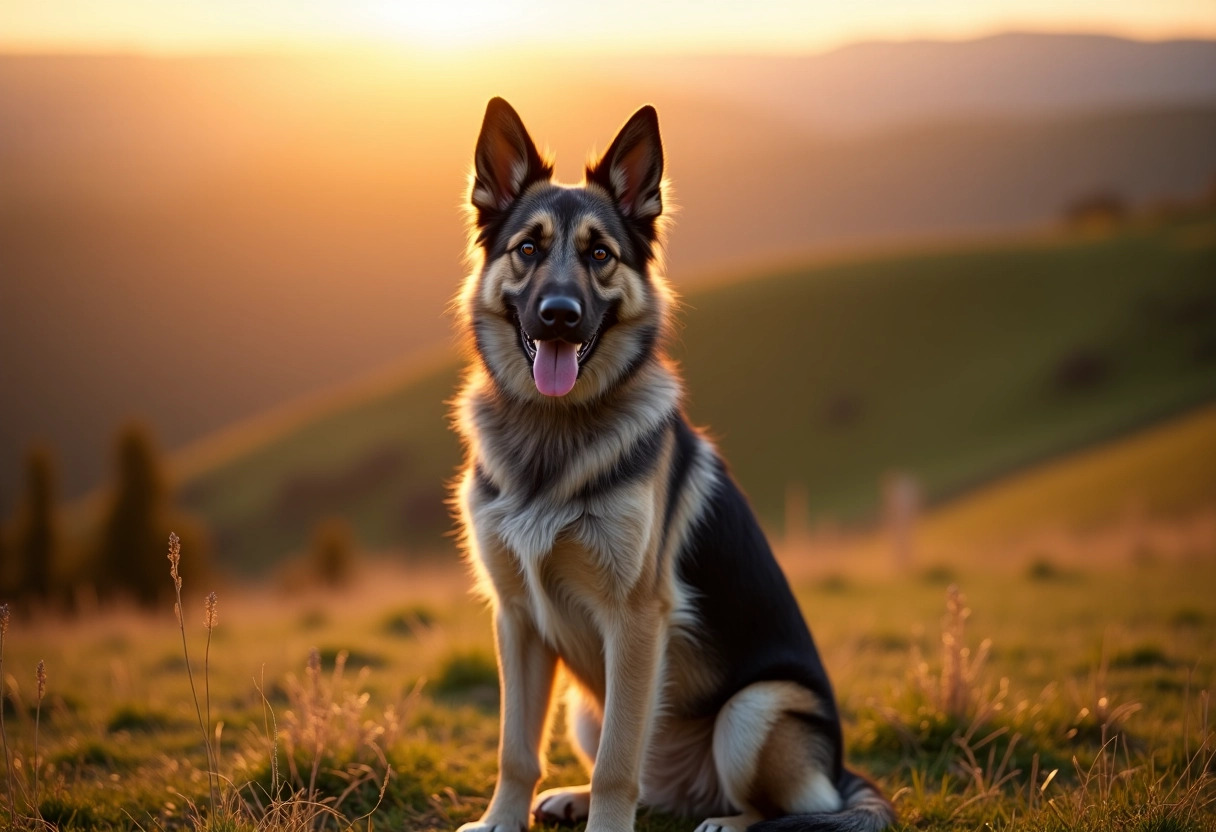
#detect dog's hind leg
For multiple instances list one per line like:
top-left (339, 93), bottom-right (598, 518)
top-left (700, 682), bottom-right (842, 832)
top-left (533, 684), bottom-right (601, 824)
top-left (566, 682), bottom-right (603, 766)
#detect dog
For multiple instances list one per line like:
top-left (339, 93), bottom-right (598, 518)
top-left (451, 98), bottom-right (894, 832)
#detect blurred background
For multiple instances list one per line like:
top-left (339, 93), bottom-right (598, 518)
top-left (2, 1), bottom-right (1215, 604)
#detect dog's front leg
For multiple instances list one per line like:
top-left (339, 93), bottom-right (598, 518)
top-left (585, 606), bottom-right (666, 832)
top-left (459, 604), bottom-right (558, 832)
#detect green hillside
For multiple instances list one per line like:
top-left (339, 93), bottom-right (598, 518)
top-left (178, 210), bottom-right (1216, 574)
top-left (921, 402), bottom-right (1216, 548)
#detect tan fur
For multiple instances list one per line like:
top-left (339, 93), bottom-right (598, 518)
top-left (453, 103), bottom-right (862, 832)
top-left (748, 687), bottom-right (841, 815)
top-left (755, 718), bottom-right (842, 815)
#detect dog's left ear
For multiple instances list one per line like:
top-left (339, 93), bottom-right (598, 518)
top-left (587, 105), bottom-right (664, 231)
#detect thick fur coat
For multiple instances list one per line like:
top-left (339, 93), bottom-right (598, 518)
top-left (451, 98), bottom-right (893, 832)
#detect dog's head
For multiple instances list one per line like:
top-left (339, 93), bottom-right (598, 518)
top-left (460, 98), bottom-right (672, 404)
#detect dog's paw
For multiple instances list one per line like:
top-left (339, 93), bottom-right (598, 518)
top-left (532, 784), bottom-right (592, 825)
top-left (693, 813), bottom-right (761, 832)
top-left (457, 819), bottom-right (528, 832)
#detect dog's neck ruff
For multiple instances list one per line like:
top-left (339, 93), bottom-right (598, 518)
top-left (458, 359), bottom-right (682, 560)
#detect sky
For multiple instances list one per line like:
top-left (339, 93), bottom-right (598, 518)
top-left (3, 0), bottom-right (1216, 54)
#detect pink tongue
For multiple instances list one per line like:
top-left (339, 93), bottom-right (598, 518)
top-left (533, 340), bottom-right (579, 397)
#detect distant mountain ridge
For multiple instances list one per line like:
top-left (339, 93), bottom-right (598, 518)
top-left (614, 33), bottom-right (1216, 133)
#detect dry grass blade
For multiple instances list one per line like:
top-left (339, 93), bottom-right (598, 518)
top-left (0, 603), bottom-right (16, 820)
top-left (32, 659), bottom-right (44, 819)
top-left (166, 533), bottom-right (218, 817)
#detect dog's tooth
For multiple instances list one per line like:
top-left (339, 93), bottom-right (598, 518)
top-left (576, 343), bottom-right (584, 352)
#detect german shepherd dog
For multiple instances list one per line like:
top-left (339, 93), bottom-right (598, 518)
top-left (452, 98), bottom-right (894, 832)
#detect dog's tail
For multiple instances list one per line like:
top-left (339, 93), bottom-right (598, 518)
top-left (746, 769), bottom-right (894, 832)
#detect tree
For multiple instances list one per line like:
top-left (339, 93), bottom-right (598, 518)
top-left (0, 507), bottom-right (11, 596)
top-left (309, 516), bottom-right (358, 588)
top-left (1062, 190), bottom-right (1127, 229)
top-left (13, 446), bottom-right (60, 600)
top-left (96, 423), bottom-right (208, 607)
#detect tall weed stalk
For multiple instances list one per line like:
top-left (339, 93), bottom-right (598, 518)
top-left (167, 533), bottom-right (218, 816)
top-left (32, 659), bottom-right (44, 819)
top-left (0, 604), bottom-right (15, 818)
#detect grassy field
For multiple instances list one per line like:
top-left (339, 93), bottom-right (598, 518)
top-left (4, 405), bottom-right (1215, 830)
top-left (170, 208), bottom-right (1216, 574)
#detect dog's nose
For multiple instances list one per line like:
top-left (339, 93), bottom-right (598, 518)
top-left (538, 296), bottom-right (582, 331)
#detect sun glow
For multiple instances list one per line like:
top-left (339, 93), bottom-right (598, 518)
top-left (1, 0), bottom-right (1214, 54)
top-left (364, 1), bottom-right (537, 49)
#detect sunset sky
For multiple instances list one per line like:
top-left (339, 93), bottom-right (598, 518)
top-left (3, 0), bottom-right (1215, 54)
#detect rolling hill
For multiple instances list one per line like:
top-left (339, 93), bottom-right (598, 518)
top-left (3, 37), bottom-right (1216, 508)
top-left (171, 209), bottom-right (1216, 574)
top-left (921, 401), bottom-right (1216, 549)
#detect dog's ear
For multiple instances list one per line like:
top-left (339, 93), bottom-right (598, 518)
top-left (471, 98), bottom-right (552, 225)
top-left (587, 105), bottom-right (664, 230)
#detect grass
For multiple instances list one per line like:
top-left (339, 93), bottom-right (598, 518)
top-left (168, 209), bottom-right (1216, 574)
top-left (1, 492), bottom-right (1214, 830)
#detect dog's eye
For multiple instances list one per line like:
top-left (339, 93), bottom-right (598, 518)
top-left (519, 241), bottom-right (536, 257)
top-left (592, 247), bottom-right (609, 262)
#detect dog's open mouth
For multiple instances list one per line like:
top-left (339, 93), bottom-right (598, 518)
top-left (512, 311), bottom-right (606, 397)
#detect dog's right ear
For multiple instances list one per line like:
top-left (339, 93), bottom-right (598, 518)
top-left (471, 98), bottom-right (552, 227)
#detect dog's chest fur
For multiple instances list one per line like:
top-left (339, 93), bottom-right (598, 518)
top-left (472, 477), bottom-right (661, 691)
top-left (464, 370), bottom-right (681, 641)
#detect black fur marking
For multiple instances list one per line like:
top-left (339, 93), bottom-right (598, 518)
top-left (473, 463), bottom-right (500, 500)
top-left (675, 460), bottom-right (844, 782)
top-left (568, 305), bottom-right (619, 377)
top-left (602, 322), bottom-right (658, 395)
top-left (509, 410), bottom-right (618, 501)
top-left (575, 417), bottom-right (670, 500)
top-left (658, 415), bottom-right (698, 560)
top-left (471, 381), bottom-right (675, 503)
top-left (479, 403), bottom-right (588, 501)
top-left (483, 183), bottom-right (653, 274)
top-left (506, 306), bottom-right (538, 364)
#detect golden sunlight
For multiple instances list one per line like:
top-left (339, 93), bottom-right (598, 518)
top-left (3, 0), bottom-right (1215, 53)
top-left (363, 0), bottom-right (538, 48)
